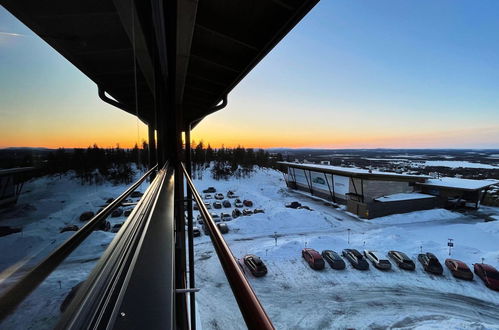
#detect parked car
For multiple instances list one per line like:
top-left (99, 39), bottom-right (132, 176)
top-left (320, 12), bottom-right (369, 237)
top-left (342, 249), bottom-right (369, 270)
top-left (221, 213), bottom-right (232, 221)
top-left (253, 208), bottom-right (264, 214)
top-left (193, 227), bottom-right (201, 237)
top-left (232, 208), bottom-right (242, 218)
top-left (111, 208), bottom-right (123, 217)
top-left (204, 202), bottom-right (212, 209)
top-left (243, 254), bottom-right (268, 277)
top-left (215, 193), bottom-right (224, 200)
top-left (202, 224), bottom-right (209, 235)
top-left (243, 200), bottom-right (253, 207)
top-left (203, 187), bottom-right (216, 193)
top-left (242, 209), bottom-right (253, 216)
top-left (445, 259), bottom-right (473, 281)
top-left (227, 191), bottom-right (237, 198)
top-left (321, 250), bottom-right (345, 270)
top-left (474, 263), bottom-right (499, 290)
top-left (285, 201), bottom-right (301, 209)
top-left (418, 253), bottom-right (443, 275)
top-left (388, 250), bottom-right (415, 271)
top-left (60, 225), bottom-right (79, 234)
top-left (217, 223), bottom-right (229, 234)
top-left (234, 199), bottom-right (244, 208)
top-left (364, 250), bottom-right (392, 270)
top-left (196, 214), bottom-right (204, 224)
top-left (302, 248), bottom-right (325, 270)
top-left (193, 203), bottom-right (199, 211)
top-left (130, 191), bottom-right (143, 198)
top-left (204, 194), bottom-right (213, 200)
top-left (211, 213), bottom-right (221, 223)
top-left (213, 201), bottom-right (222, 209)
top-left (222, 200), bottom-right (231, 208)
top-left (79, 211), bottom-right (94, 221)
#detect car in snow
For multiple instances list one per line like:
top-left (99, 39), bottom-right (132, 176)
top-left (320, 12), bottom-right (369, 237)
top-left (203, 202), bottom-right (212, 209)
top-left (253, 208), bottom-right (264, 214)
top-left (342, 249), bottom-right (369, 270)
top-left (222, 200), bottom-right (231, 208)
top-left (217, 223), bottom-right (229, 234)
top-left (418, 253), bottom-right (443, 275)
top-left (204, 194), bottom-right (213, 200)
top-left (227, 191), bottom-right (238, 198)
top-left (242, 209), bottom-right (253, 216)
top-left (243, 254), bottom-right (268, 277)
top-left (321, 250), bottom-right (345, 270)
top-left (215, 193), bottom-right (224, 200)
top-left (474, 263), bottom-right (499, 290)
top-left (213, 201), bottom-right (222, 209)
top-left (445, 259), bottom-right (473, 281)
top-left (221, 213), bottom-right (232, 221)
top-left (234, 199), bottom-right (244, 208)
top-left (193, 203), bottom-right (199, 211)
top-left (193, 227), bottom-right (201, 237)
top-left (196, 214), bottom-right (204, 224)
top-left (203, 187), bottom-right (216, 193)
top-left (243, 200), bottom-right (253, 207)
top-left (232, 208), bottom-right (242, 218)
top-left (302, 248), bottom-right (325, 270)
top-left (211, 213), bottom-right (221, 223)
top-left (364, 250), bottom-right (392, 270)
top-left (285, 201), bottom-right (301, 209)
top-left (388, 250), bottom-right (415, 271)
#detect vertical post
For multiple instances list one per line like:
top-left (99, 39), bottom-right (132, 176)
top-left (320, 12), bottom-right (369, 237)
top-left (185, 123), bottom-right (196, 330)
top-left (148, 124), bottom-right (157, 177)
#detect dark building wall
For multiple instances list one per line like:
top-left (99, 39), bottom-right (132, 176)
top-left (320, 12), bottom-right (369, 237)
top-left (347, 197), bottom-right (437, 219)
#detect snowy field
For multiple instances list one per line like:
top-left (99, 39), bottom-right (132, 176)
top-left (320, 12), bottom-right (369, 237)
top-left (192, 168), bottom-right (499, 329)
top-left (0, 167), bottom-right (498, 329)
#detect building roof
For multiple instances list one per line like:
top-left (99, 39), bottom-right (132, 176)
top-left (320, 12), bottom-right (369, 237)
top-left (278, 162), bottom-right (430, 181)
top-left (374, 193), bottom-right (436, 203)
top-left (0, 167), bottom-right (35, 177)
top-left (417, 177), bottom-right (498, 191)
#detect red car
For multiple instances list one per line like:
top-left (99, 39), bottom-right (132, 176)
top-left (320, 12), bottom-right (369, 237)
top-left (243, 200), bottom-right (253, 207)
top-left (445, 259), bottom-right (473, 281)
top-left (474, 263), bottom-right (499, 291)
top-left (302, 248), bottom-right (325, 270)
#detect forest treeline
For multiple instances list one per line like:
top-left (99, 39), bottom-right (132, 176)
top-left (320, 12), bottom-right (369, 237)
top-left (1, 141), bottom-right (285, 184)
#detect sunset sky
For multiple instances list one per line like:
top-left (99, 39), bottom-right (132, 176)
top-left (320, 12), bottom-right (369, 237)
top-left (1, 1), bottom-right (499, 149)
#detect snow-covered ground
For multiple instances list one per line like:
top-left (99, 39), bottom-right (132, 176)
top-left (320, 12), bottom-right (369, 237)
top-left (0, 170), bottom-right (148, 329)
top-left (192, 168), bottom-right (499, 329)
top-left (1, 166), bottom-right (498, 329)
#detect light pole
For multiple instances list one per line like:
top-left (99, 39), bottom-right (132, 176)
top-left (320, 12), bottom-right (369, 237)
top-left (447, 238), bottom-right (454, 256)
top-left (347, 228), bottom-right (351, 244)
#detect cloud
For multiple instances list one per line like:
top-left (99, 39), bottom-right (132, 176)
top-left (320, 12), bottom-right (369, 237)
top-left (0, 31), bottom-right (28, 37)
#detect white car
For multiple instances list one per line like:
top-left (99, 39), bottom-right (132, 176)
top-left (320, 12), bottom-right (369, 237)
top-left (211, 213), bottom-right (221, 223)
top-left (204, 194), bottom-right (213, 200)
top-left (215, 193), bottom-right (224, 200)
top-left (234, 199), bottom-right (243, 208)
top-left (204, 202), bottom-right (212, 209)
top-left (364, 250), bottom-right (392, 270)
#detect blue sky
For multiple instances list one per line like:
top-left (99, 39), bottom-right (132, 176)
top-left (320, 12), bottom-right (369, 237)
top-left (1, 1), bottom-right (498, 148)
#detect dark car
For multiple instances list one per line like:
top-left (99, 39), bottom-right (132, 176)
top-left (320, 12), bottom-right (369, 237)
top-left (222, 200), bottom-right (231, 208)
top-left (232, 208), bottom-right (242, 218)
top-left (474, 263), bottom-right (499, 291)
top-left (111, 208), bottom-right (123, 217)
top-left (130, 191), bottom-right (143, 198)
top-left (215, 193), bottom-right (224, 200)
top-left (217, 223), bottom-right (229, 234)
top-left (364, 250), bottom-right (392, 270)
top-left (388, 250), bottom-right (415, 271)
top-left (197, 214), bottom-right (204, 225)
top-left (213, 201), bottom-right (222, 209)
top-left (321, 250), bottom-right (345, 270)
top-left (234, 199), bottom-right (243, 208)
top-left (342, 249), bottom-right (369, 270)
top-left (221, 213), bottom-right (232, 221)
top-left (242, 209), bottom-right (253, 216)
top-left (253, 208), bottom-right (264, 214)
top-left (445, 259), bottom-right (473, 281)
top-left (227, 191), bottom-right (238, 198)
top-left (243, 254), bottom-right (268, 277)
top-left (211, 213), bottom-right (221, 223)
top-left (285, 201), bottom-right (301, 209)
top-left (243, 200), bottom-right (253, 207)
top-left (193, 227), bottom-right (201, 237)
top-left (418, 253), bottom-right (443, 275)
top-left (203, 187), bottom-right (216, 193)
top-left (302, 248), bottom-right (325, 270)
top-left (193, 203), bottom-right (199, 211)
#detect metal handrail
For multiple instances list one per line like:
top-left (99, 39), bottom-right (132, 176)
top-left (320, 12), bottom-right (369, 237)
top-left (0, 165), bottom-right (157, 321)
top-left (181, 163), bottom-right (274, 330)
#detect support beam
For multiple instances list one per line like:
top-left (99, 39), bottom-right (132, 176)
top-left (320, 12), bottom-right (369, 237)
top-left (185, 124), bottom-right (196, 330)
